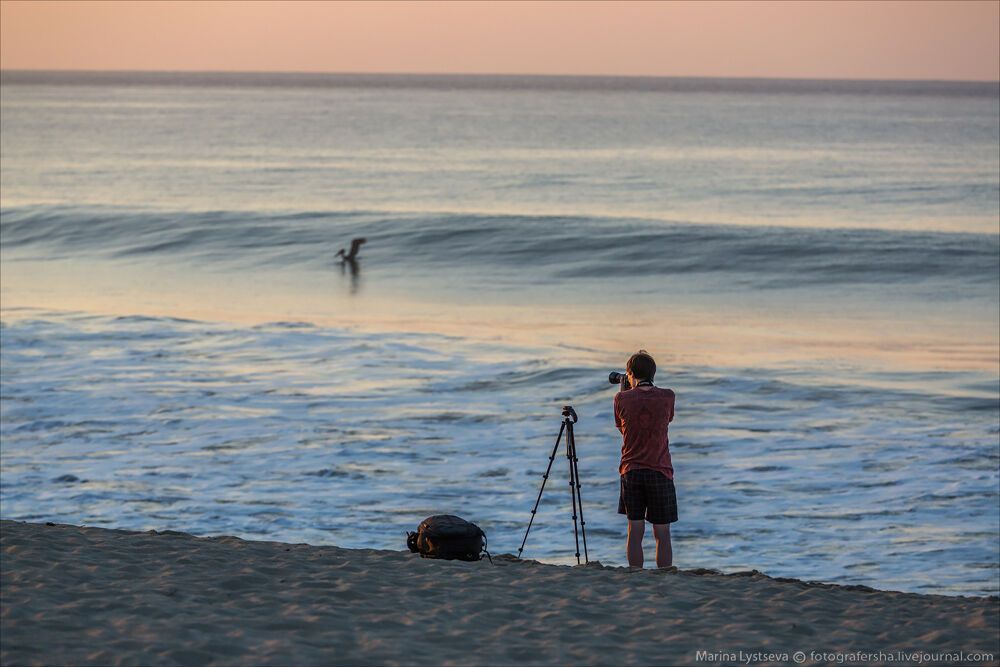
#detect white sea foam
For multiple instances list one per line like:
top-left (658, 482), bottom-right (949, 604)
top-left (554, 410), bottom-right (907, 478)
top-left (1, 310), bottom-right (996, 595)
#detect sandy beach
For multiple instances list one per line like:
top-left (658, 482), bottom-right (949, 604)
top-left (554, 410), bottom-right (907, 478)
top-left (1, 521), bottom-right (997, 666)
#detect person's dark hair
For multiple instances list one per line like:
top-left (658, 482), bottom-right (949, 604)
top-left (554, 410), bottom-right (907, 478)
top-left (626, 350), bottom-right (656, 382)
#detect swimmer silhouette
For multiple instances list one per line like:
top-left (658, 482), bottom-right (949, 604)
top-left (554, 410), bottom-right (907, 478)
top-left (335, 238), bottom-right (366, 262)
top-left (335, 238), bottom-right (366, 295)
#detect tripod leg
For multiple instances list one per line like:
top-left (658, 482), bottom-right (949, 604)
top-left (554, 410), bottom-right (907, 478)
top-left (565, 420), bottom-right (581, 565)
top-left (517, 421), bottom-right (565, 559)
top-left (568, 423), bottom-right (589, 563)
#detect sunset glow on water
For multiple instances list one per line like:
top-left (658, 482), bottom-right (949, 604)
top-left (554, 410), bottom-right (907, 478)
top-left (2, 72), bottom-right (997, 595)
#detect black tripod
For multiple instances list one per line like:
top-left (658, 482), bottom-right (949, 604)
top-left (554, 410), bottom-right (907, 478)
top-left (518, 405), bottom-right (589, 564)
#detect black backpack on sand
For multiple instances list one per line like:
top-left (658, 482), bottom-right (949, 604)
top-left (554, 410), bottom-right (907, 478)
top-left (407, 515), bottom-right (492, 563)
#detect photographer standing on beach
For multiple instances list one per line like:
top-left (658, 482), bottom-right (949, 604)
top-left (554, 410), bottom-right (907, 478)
top-left (614, 350), bottom-right (677, 569)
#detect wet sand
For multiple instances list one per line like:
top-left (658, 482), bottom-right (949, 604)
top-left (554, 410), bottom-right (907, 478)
top-left (1, 520), bottom-right (997, 666)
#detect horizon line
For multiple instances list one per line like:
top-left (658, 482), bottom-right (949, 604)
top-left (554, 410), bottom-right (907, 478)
top-left (2, 67), bottom-right (998, 85)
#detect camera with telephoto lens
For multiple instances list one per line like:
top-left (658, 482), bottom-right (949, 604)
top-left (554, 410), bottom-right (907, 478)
top-left (608, 371), bottom-right (630, 391)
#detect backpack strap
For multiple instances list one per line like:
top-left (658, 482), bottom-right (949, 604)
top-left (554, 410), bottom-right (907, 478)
top-left (482, 532), bottom-right (493, 565)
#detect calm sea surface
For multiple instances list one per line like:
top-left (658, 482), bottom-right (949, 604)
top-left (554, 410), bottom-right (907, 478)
top-left (1, 72), bottom-right (997, 595)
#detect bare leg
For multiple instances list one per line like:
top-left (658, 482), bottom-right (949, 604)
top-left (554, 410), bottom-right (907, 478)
top-left (652, 523), bottom-right (672, 568)
top-left (626, 519), bottom-right (645, 568)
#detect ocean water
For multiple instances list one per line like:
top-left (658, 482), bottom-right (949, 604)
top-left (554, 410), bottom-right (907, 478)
top-left (1, 72), bottom-right (998, 596)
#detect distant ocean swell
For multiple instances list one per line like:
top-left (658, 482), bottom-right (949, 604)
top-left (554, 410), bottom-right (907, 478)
top-left (2, 205), bottom-right (997, 289)
top-left (3, 70), bottom-right (998, 98)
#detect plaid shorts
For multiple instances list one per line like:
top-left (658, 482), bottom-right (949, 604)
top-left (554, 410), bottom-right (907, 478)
top-left (618, 468), bottom-right (678, 524)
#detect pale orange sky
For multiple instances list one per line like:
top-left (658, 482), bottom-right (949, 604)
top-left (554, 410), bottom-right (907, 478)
top-left (1, 0), bottom-right (998, 81)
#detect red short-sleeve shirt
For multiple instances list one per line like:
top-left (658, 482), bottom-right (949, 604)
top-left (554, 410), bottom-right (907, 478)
top-left (614, 386), bottom-right (675, 479)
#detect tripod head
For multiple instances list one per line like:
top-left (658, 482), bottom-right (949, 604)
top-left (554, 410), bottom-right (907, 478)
top-left (562, 405), bottom-right (578, 423)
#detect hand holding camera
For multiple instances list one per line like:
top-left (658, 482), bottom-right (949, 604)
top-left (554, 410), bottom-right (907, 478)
top-left (608, 371), bottom-right (631, 391)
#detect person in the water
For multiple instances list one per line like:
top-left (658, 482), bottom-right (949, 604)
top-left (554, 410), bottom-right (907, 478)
top-left (335, 238), bottom-right (366, 294)
top-left (335, 237), bottom-right (366, 262)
